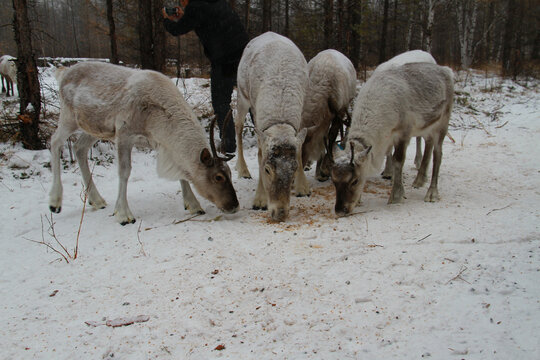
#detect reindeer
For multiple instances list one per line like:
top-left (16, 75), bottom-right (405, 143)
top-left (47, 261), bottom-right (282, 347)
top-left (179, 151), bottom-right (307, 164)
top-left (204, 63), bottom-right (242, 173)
top-left (0, 55), bottom-right (17, 97)
top-left (375, 50), bottom-right (438, 177)
top-left (49, 62), bottom-right (238, 225)
top-left (234, 32), bottom-right (308, 222)
top-left (331, 63), bottom-right (454, 217)
top-left (297, 49), bottom-right (356, 190)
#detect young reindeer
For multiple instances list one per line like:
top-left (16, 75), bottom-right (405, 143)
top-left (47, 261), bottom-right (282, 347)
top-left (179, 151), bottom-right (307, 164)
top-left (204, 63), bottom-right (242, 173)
top-left (297, 49), bottom-right (356, 191)
top-left (0, 55), bottom-right (17, 97)
top-left (49, 62), bottom-right (238, 225)
top-left (235, 32), bottom-right (308, 222)
top-left (331, 63), bottom-right (454, 217)
top-left (374, 50), bottom-right (437, 177)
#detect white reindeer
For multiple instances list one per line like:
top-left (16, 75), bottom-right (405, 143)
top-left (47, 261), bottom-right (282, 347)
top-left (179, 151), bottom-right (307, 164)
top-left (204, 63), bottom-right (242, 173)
top-left (331, 62), bottom-right (454, 216)
top-left (375, 50), bottom-right (437, 176)
top-left (49, 62), bottom-right (238, 225)
top-left (0, 55), bottom-right (17, 97)
top-left (297, 49), bottom-right (356, 191)
top-left (234, 32), bottom-right (308, 222)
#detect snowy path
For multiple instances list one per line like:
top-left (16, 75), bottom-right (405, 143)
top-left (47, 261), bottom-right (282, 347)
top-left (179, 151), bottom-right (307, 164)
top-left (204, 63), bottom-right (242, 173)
top-left (0, 72), bottom-right (538, 359)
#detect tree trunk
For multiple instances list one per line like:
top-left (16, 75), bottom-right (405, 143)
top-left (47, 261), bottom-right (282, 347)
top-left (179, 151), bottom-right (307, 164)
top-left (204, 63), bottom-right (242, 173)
top-left (68, 0), bottom-right (80, 57)
top-left (12, 0), bottom-right (44, 150)
top-left (348, 0), bottom-right (361, 70)
top-left (284, 0), bottom-right (289, 37)
top-left (455, 0), bottom-right (479, 68)
top-left (106, 0), bottom-right (118, 64)
top-left (138, 0), bottom-right (154, 69)
top-left (379, 0), bottom-right (390, 63)
top-left (391, 0), bottom-right (398, 56)
top-left (324, 0), bottom-right (334, 49)
top-left (502, 0), bottom-right (517, 75)
top-left (153, 0), bottom-right (166, 72)
top-left (244, 0), bottom-right (250, 33)
top-left (229, 0), bottom-right (236, 11)
top-left (424, 0), bottom-right (437, 54)
top-left (337, 0), bottom-right (344, 52)
top-left (262, 0), bottom-right (271, 32)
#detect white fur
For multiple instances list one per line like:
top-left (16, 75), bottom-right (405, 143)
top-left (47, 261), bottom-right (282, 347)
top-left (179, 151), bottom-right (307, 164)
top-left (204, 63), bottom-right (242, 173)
top-left (375, 50), bottom-right (437, 174)
top-left (298, 49), bottom-right (356, 187)
top-left (0, 55), bottom-right (17, 96)
top-left (235, 32), bottom-right (308, 220)
top-left (49, 62), bottom-right (234, 224)
top-left (336, 62), bottom-right (454, 207)
top-left (374, 50), bottom-right (436, 73)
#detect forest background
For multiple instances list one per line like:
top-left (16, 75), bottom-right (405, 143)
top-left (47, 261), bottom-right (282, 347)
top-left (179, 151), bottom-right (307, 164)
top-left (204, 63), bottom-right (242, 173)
top-left (1, 0), bottom-right (538, 77)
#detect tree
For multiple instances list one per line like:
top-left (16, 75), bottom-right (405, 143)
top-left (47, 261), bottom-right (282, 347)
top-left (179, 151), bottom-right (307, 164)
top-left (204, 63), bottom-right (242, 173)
top-left (138, 0), bottom-right (154, 69)
top-left (152, 0), bottom-right (166, 72)
top-left (324, 0), bottom-right (334, 49)
top-left (348, 0), bottom-right (361, 69)
top-left (106, 0), bottom-right (119, 64)
top-left (262, 0), bottom-right (271, 32)
top-left (12, 0), bottom-right (44, 150)
top-left (455, 0), bottom-right (480, 68)
top-left (379, 0), bottom-right (390, 63)
top-left (501, 0), bottom-right (517, 75)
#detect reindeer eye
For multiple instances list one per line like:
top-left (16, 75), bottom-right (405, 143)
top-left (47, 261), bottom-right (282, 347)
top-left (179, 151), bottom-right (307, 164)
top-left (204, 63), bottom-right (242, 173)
top-left (351, 179), bottom-right (359, 186)
top-left (215, 174), bottom-right (225, 183)
top-left (264, 165), bottom-right (271, 175)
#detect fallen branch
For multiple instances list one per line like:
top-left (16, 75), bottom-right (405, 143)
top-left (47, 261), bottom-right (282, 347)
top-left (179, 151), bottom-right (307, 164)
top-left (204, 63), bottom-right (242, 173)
top-left (486, 204), bottom-right (512, 216)
top-left (446, 266), bottom-right (470, 284)
top-left (136, 221), bottom-right (147, 257)
top-left (172, 213), bottom-right (204, 225)
top-left (416, 234), bottom-right (432, 243)
top-left (85, 315), bottom-right (150, 328)
top-left (495, 121), bottom-right (509, 129)
top-left (472, 115), bottom-right (492, 136)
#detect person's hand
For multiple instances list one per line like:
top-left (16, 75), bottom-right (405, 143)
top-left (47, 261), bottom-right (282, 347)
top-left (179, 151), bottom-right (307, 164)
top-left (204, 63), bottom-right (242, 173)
top-left (162, 6), bottom-right (184, 21)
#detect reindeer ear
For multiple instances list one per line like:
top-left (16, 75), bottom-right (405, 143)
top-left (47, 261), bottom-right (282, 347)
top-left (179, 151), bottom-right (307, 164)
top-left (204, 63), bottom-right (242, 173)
top-left (297, 127), bottom-right (308, 145)
top-left (200, 148), bottom-right (214, 167)
top-left (355, 146), bottom-right (372, 164)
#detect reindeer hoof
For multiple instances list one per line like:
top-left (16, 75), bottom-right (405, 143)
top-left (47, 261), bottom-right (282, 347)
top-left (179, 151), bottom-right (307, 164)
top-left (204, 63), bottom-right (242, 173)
top-left (49, 206), bottom-right (61, 213)
top-left (120, 218), bottom-right (137, 226)
top-left (89, 201), bottom-right (106, 210)
top-left (252, 205), bottom-right (267, 211)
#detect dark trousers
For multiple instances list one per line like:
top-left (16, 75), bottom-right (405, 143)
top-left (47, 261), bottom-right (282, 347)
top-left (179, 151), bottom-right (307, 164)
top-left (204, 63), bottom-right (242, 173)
top-left (211, 61), bottom-right (237, 153)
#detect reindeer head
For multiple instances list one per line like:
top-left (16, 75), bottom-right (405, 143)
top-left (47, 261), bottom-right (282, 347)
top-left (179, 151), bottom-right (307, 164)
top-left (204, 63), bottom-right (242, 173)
top-left (257, 124), bottom-right (307, 222)
top-left (192, 117), bottom-right (239, 213)
top-left (331, 139), bottom-right (372, 217)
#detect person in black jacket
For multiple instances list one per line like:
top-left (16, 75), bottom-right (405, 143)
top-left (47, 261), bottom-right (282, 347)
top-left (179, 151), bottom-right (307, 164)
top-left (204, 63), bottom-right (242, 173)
top-left (163, 0), bottom-right (249, 154)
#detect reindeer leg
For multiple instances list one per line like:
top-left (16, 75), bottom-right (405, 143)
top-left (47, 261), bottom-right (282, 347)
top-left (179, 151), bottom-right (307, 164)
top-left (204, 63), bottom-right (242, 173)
top-left (414, 137), bottom-right (423, 169)
top-left (49, 112), bottom-right (78, 213)
top-left (235, 96), bottom-right (252, 178)
top-left (114, 137), bottom-right (136, 225)
top-left (74, 134), bottom-right (107, 210)
top-left (388, 139), bottom-right (408, 204)
top-left (382, 150), bottom-right (393, 179)
top-left (413, 137), bottom-right (433, 188)
top-left (180, 180), bottom-right (205, 215)
top-left (425, 129), bottom-right (445, 202)
top-left (253, 146), bottom-right (268, 210)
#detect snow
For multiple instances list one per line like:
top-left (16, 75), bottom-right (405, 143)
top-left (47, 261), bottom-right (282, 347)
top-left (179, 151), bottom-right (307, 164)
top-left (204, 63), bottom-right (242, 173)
top-left (0, 67), bottom-right (539, 359)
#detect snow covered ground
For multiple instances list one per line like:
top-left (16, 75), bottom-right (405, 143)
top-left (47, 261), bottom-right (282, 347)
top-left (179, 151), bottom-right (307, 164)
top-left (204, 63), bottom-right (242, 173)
top-left (0, 67), bottom-right (538, 359)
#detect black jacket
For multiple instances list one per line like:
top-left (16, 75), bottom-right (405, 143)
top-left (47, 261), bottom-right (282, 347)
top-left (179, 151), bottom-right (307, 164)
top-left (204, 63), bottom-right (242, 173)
top-left (164, 0), bottom-right (249, 65)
